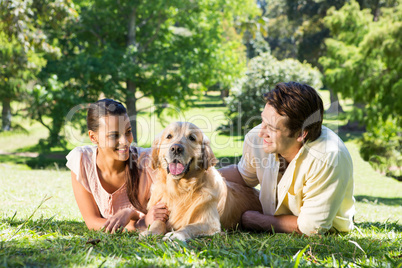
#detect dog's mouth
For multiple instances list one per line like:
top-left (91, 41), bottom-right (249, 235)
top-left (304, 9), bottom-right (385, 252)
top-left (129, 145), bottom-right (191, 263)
top-left (167, 158), bottom-right (193, 177)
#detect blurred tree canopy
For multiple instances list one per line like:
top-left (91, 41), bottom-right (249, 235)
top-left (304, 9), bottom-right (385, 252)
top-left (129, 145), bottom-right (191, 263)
top-left (319, 0), bottom-right (402, 129)
top-left (1, 0), bottom-right (401, 177)
top-left (35, 0), bottom-right (259, 145)
top-left (0, 0), bottom-right (76, 131)
top-left (261, 0), bottom-right (398, 112)
top-left (319, 0), bottom-right (402, 177)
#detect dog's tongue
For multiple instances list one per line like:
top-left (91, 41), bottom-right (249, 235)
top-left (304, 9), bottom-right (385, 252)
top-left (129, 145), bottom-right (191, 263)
top-left (169, 162), bottom-right (185, 175)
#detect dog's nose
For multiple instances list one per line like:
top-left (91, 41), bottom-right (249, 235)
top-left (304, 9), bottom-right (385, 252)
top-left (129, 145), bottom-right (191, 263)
top-left (170, 144), bottom-right (184, 155)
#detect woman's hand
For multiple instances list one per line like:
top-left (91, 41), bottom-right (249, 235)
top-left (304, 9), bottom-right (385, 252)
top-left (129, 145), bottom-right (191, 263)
top-left (144, 202), bottom-right (169, 227)
top-left (102, 207), bottom-right (137, 233)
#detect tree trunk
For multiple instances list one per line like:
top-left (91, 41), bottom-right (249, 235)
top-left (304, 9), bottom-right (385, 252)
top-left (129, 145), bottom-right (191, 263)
top-left (126, 8), bottom-right (138, 143)
top-left (221, 89), bottom-right (229, 103)
top-left (326, 88), bottom-right (344, 114)
top-left (126, 80), bottom-right (138, 143)
top-left (48, 118), bottom-right (64, 148)
top-left (2, 98), bottom-right (12, 131)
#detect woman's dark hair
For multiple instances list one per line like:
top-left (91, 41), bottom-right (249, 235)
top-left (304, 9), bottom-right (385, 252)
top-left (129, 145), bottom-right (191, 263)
top-left (87, 98), bottom-right (127, 131)
top-left (263, 82), bottom-right (324, 142)
top-left (87, 99), bottom-right (145, 212)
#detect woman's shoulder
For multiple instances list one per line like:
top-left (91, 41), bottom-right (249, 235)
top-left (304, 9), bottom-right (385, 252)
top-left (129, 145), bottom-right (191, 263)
top-left (66, 145), bottom-right (97, 163)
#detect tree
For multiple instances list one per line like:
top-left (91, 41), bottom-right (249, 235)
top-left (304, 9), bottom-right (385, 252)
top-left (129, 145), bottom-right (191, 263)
top-left (224, 52), bottom-right (322, 134)
top-left (319, 0), bottom-right (402, 128)
top-left (40, 0), bottom-right (259, 144)
top-left (319, 0), bottom-right (402, 176)
top-left (0, 0), bottom-right (76, 131)
top-left (262, 0), bottom-right (398, 114)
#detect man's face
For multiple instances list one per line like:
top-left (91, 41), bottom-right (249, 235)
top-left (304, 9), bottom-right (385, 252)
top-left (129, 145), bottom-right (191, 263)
top-left (258, 104), bottom-right (302, 160)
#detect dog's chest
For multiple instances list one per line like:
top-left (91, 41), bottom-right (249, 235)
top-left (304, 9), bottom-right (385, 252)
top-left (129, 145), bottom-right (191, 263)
top-left (163, 192), bottom-right (206, 230)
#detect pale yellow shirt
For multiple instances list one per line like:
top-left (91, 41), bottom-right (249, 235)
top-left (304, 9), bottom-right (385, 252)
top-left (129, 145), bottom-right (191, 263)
top-left (66, 146), bottom-right (155, 218)
top-left (238, 125), bottom-right (355, 235)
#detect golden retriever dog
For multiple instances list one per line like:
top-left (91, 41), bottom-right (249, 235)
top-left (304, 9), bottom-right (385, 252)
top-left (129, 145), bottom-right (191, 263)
top-left (140, 122), bottom-right (262, 241)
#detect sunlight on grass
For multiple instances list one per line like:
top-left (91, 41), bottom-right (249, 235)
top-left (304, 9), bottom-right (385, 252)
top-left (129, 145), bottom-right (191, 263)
top-left (1, 90), bottom-right (401, 267)
top-left (0, 119), bottom-right (49, 153)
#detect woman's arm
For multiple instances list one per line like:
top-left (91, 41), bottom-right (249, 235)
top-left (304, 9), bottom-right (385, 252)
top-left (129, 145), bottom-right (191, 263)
top-left (71, 171), bottom-right (107, 230)
top-left (71, 171), bottom-right (138, 233)
top-left (72, 171), bottom-right (167, 233)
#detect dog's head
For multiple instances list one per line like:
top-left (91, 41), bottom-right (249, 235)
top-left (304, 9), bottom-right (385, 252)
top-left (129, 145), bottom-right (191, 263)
top-left (151, 122), bottom-right (218, 179)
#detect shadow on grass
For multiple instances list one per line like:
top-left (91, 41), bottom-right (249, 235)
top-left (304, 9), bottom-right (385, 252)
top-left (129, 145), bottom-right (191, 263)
top-left (1, 218), bottom-right (109, 267)
top-left (0, 150), bottom-right (68, 170)
top-left (355, 220), bottom-right (402, 232)
top-left (25, 152), bottom-right (68, 169)
top-left (355, 195), bottom-right (402, 207)
top-left (192, 94), bottom-right (226, 108)
top-left (2, 218), bottom-right (87, 236)
top-left (337, 130), bottom-right (364, 143)
top-left (1, 216), bottom-right (401, 267)
top-left (0, 154), bottom-right (32, 166)
top-left (216, 156), bottom-right (242, 168)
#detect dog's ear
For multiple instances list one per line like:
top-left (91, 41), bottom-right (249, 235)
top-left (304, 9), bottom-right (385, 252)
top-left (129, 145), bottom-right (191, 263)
top-left (202, 134), bottom-right (218, 170)
top-left (151, 135), bottom-right (161, 170)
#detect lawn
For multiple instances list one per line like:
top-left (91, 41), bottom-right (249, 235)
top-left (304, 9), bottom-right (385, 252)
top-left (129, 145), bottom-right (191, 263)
top-left (0, 91), bottom-right (401, 267)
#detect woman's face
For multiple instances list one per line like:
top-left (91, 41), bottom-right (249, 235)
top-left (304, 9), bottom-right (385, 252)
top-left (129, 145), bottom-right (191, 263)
top-left (90, 114), bottom-right (133, 161)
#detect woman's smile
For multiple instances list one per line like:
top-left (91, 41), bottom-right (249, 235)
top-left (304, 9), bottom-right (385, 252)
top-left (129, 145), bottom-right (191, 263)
top-left (115, 146), bottom-right (129, 154)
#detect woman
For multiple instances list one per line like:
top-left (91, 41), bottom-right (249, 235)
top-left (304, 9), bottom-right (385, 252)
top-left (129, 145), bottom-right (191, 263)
top-left (66, 99), bottom-right (168, 233)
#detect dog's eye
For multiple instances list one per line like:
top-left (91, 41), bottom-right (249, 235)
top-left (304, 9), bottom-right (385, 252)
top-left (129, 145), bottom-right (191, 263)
top-left (166, 134), bottom-right (172, 139)
top-left (188, 135), bottom-right (196, 141)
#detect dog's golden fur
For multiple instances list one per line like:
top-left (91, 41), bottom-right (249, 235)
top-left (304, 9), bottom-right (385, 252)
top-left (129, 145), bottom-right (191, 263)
top-left (140, 122), bottom-right (262, 241)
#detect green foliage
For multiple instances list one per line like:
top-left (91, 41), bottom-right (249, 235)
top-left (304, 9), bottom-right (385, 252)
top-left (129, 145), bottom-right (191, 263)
top-left (1, 153), bottom-right (401, 267)
top-left (262, 0), bottom-right (348, 65)
top-left (0, 0), bottom-right (77, 131)
top-left (319, 0), bottom-right (402, 174)
top-left (320, 0), bottom-right (402, 127)
top-left (262, 0), bottom-right (399, 66)
top-left (223, 52), bottom-right (322, 134)
top-left (1, 90), bottom-right (401, 267)
top-left (29, 75), bottom-right (87, 148)
top-left (359, 119), bottom-right (402, 179)
top-left (2, 218), bottom-right (401, 267)
top-left (37, 0), bottom-right (258, 144)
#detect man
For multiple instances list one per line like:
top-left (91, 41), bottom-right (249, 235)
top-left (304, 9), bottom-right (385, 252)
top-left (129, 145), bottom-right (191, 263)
top-left (220, 82), bottom-right (355, 235)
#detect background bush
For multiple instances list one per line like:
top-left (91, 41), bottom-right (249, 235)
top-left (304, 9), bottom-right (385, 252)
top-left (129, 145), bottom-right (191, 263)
top-left (359, 119), bottom-right (402, 180)
top-left (223, 52), bottom-right (322, 135)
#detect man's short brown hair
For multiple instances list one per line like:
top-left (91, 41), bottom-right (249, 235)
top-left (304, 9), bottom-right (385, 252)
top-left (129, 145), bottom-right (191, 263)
top-left (263, 82), bottom-right (324, 142)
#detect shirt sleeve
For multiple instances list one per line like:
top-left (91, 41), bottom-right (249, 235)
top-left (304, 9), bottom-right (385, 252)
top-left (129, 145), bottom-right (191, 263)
top-left (237, 133), bottom-right (259, 187)
top-left (66, 147), bottom-right (91, 192)
top-left (297, 151), bottom-right (353, 235)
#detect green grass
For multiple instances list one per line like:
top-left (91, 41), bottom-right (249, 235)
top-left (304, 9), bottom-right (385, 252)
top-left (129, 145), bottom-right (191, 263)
top-left (1, 91), bottom-right (401, 267)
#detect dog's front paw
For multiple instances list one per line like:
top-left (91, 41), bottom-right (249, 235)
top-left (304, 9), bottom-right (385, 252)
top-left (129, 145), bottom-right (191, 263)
top-left (139, 230), bottom-right (153, 240)
top-left (163, 231), bottom-right (188, 242)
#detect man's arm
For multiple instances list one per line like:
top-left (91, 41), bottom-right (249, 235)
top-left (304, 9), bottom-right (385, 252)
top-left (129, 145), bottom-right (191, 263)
top-left (218, 164), bottom-right (248, 187)
top-left (241, 211), bottom-right (302, 234)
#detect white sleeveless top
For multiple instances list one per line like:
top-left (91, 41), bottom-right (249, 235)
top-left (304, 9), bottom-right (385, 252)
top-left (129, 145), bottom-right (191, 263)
top-left (66, 146), bottom-right (156, 218)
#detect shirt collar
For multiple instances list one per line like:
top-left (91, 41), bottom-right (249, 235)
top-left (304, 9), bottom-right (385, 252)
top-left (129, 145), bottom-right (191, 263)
top-left (274, 144), bottom-right (306, 165)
